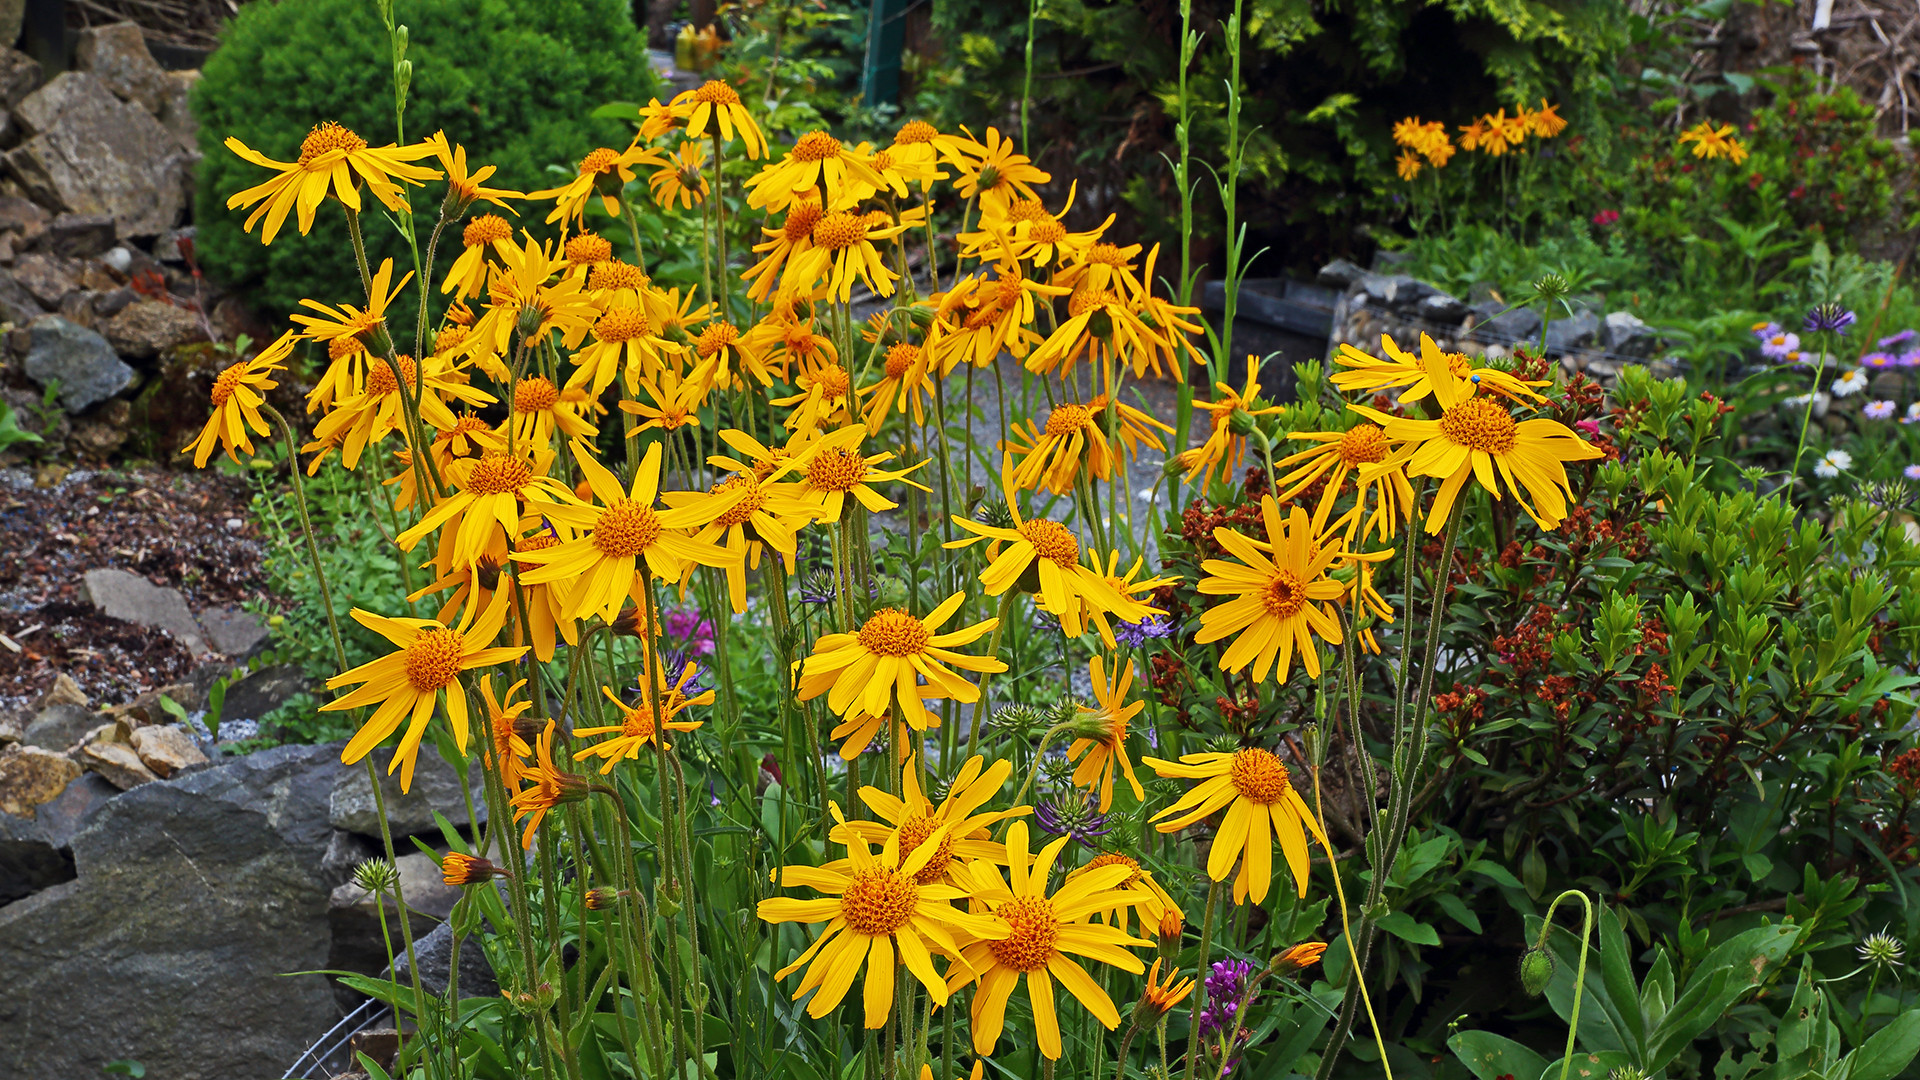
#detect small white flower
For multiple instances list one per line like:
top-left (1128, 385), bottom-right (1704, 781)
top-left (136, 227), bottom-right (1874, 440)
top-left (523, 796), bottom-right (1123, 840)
top-left (1905, 403), bottom-right (1920, 424)
top-left (1832, 369), bottom-right (1869, 398)
top-left (1813, 449), bottom-right (1853, 478)
top-left (1864, 399), bottom-right (1896, 420)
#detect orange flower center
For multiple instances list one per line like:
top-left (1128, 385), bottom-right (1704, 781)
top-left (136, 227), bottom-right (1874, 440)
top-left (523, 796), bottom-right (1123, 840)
top-left (987, 896), bottom-right (1059, 971)
top-left (994, 275), bottom-right (1026, 306)
top-left (1438, 397), bottom-right (1517, 455)
top-left (1086, 851), bottom-right (1143, 886)
top-left (1006, 198), bottom-right (1048, 223)
top-left (594, 307), bottom-right (651, 343)
top-left (620, 702), bottom-right (658, 740)
top-left (807, 446), bottom-right (869, 491)
top-left (1261, 568), bottom-right (1307, 617)
top-left (884, 343), bottom-right (920, 379)
top-left (593, 499), bottom-right (663, 558)
top-left (872, 150), bottom-right (896, 172)
top-left (591, 260), bottom-right (647, 292)
top-left (433, 326), bottom-right (467, 354)
top-left (1446, 352), bottom-right (1475, 378)
top-left (692, 80), bottom-right (741, 105)
top-left (210, 362), bottom-right (247, 408)
top-left (896, 816), bottom-right (955, 884)
top-left (895, 120), bottom-right (938, 145)
top-left (1019, 519), bottom-right (1080, 567)
top-left (578, 147), bottom-right (622, 176)
top-left (696, 322), bottom-right (740, 357)
top-left (466, 453), bottom-right (533, 495)
top-left (711, 475), bottom-right (765, 528)
top-left (750, 447), bottom-right (790, 483)
top-left (783, 202), bottom-right (823, 243)
top-left (792, 131), bottom-right (843, 162)
top-left (1069, 288), bottom-right (1116, 317)
top-left (404, 627), bottom-right (466, 692)
top-left (298, 121), bottom-right (366, 165)
top-left (565, 232), bottom-right (613, 265)
top-left (517, 533), bottom-right (561, 554)
top-left (1029, 219), bottom-right (1066, 243)
top-left (328, 335), bottom-right (364, 361)
top-left (857, 608), bottom-right (931, 657)
top-left (817, 365), bottom-right (851, 399)
top-left (366, 354), bottom-right (418, 397)
top-left (1044, 402), bottom-right (1092, 436)
top-left (1228, 747), bottom-right (1292, 804)
top-left (437, 415), bottom-right (493, 445)
top-left (464, 214), bottom-right (511, 248)
top-left (839, 868), bottom-right (919, 936)
top-left (1337, 424), bottom-right (1388, 465)
top-left (1086, 242), bottom-right (1127, 266)
top-left (514, 376), bottom-right (559, 414)
top-left (812, 212), bottom-right (866, 251)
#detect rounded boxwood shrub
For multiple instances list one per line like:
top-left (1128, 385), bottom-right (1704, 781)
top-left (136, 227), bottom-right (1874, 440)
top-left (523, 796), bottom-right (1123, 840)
top-left (192, 0), bottom-right (657, 321)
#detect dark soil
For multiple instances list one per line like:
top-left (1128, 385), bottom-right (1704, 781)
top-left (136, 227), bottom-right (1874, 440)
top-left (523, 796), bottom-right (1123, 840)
top-left (0, 466), bottom-right (273, 711)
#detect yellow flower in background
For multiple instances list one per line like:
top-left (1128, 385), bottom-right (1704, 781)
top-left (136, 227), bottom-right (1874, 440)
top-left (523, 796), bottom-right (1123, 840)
top-left (746, 130), bottom-right (883, 211)
top-left (323, 588), bottom-right (526, 793)
top-left (443, 213), bottom-right (516, 301)
top-left (1678, 121), bottom-right (1748, 163)
top-left (949, 125), bottom-right (1051, 214)
top-left (1331, 332), bottom-right (1547, 405)
top-left (468, 235), bottom-right (601, 364)
top-left (1395, 150), bottom-right (1422, 181)
top-left (1193, 496), bottom-right (1346, 684)
top-left (859, 342), bottom-right (937, 428)
top-left (515, 442), bottom-right (744, 622)
top-left (1003, 394), bottom-right (1170, 495)
top-left (1529, 100), bottom-right (1568, 137)
top-left (782, 208), bottom-right (910, 302)
top-left (796, 591), bottom-right (1004, 732)
top-left (771, 360), bottom-right (857, 436)
top-left (1073, 551), bottom-right (1175, 652)
top-left (1064, 852), bottom-right (1183, 939)
top-left (394, 446), bottom-right (569, 569)
top-left (649, 140), bottom-right (709, 209)
top-left (1143, 746), bottom-right (1332, 904)
top-left (224, 121), bottom-right (441, 244)
top-left (886, 118), bottom-right (983, 167)
top-left (292, 257), bottom-right (413, 350)
top-left (1492, 108), bottom-right (1531, 149)
top-left (506, 374), bottom-right (598, 451)
top-left (572, 667), bottom-right (711, 772)
top-left (930, 265), bottom-right (1062, 371)
top-left (1064, 655), bottom-right (1146, 812)
top-left (531, 143), bottom-right (660, 225)
top-left (1353, 343), bottom-right (1604, 532)
top-left (182, 331), bottom-right (292, 467)
top-left (947, 821), bottom-right (1150, 1060)
top-left (1457, 115), bottom-right (1491, 152)
top-left (670, 79), bottom-right (768, 159)
top-left (304, 351), bottom-right (495, 474)
top-left (570, 303), bottom-right (679, 397)
top-left (776, 424), bottom-right (929, 521)
top-left (832, 754), bottom-right (1026, 881)
top-left (758, 802), bottom-right (1001, 1028)
top-left (663, 471), bottom-right (819, 610)
top-left (619, 369), bottom-right (706, 435)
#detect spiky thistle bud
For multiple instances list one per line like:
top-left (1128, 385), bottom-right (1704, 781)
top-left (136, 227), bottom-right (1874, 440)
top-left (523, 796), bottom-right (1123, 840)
top-left (353, 858), bottom-right (400, 895)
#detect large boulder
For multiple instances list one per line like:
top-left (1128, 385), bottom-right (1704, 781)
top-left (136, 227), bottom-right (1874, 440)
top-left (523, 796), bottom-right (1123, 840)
top-left (72, 23), bottom-right (169, 116)
top-left (81, 567), bottom-right (209, 655)
top-left (0, 776), bottom-right (339, 1079)
top-left (0, 744), bottom-right (81, 817)
top-left (22, 315), bottom-right (130, 413)
top-left (20, 702), bottom-right (95, 751)
top-left (4, 71), bottom-right (186, 239)
top-left (0, 809), bottom-right (74, 903)
top-left (0, 46), bottom-right (38, 110)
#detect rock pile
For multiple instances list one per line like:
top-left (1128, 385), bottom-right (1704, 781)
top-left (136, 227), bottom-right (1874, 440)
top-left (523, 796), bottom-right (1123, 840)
top-left (0, 23), bottom-right (225, 461)
top-left (1319, 258), bottom-right (1682, 382)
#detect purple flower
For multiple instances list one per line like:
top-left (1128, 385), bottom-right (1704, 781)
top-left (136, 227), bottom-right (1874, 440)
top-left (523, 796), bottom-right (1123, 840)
top-left (1759, 329), bottom-right (1800, 361)
top-left (1879, 329), bottom-right (1916, 349)
top-left (1865, 400), bottom-right (1897, 420)
top-left (1115, 613), bottom-right (1174, 647)
top-left (1752, 322), bottom-right (1782, 340)
top-left (1195, 959), bottom-right (1261, 1073)
top-left (1033, 796), bottom-right (1111, 848)
top-left (1906, 465), bottom-right (1920, 481)
top-left (1900, 349), bottom-right (1920, 368)
top-left (1805, 303), bottom-right (1856, 334)
top-left (1574, 418), bottom-right (1602, 436)
top-left (1862, 352), bottom-right (1898, 369)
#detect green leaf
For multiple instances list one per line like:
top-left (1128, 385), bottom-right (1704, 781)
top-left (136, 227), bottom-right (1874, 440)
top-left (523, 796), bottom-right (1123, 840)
top-left (1844, 1012), bottom-right (1920, 1080)
top-left (1376, 910), bottom-right (1440, 946)
top-left (102, 1063), bottom-right (146, 1079)
top-left (1647, 923), bottom-right (1800, 1069)
top-left (1448, 1031), bottom-right (1550, 1080)
top-left (1434, 891), bottom-right (1484, 934)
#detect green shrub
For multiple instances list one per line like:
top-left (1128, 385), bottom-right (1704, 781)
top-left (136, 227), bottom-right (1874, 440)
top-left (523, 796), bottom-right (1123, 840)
top-left (191, 0), bottom-right (658, 320)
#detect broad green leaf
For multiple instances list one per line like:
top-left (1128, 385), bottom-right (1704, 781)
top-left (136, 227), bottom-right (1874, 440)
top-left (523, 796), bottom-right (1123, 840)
top-left (1449, 1030), bottom-right (1550, 1080)
top-left (1376, 910), bottom-right (1441, 946)
top-left (1844, 1012), bottom-right (1920, 1080)
top-left (1647, 923), bottom-right (1800, 1069)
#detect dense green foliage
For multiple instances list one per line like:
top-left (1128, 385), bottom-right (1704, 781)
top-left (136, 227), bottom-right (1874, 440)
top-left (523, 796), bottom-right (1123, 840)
top-left (191, 0), bottom-right (659, 318)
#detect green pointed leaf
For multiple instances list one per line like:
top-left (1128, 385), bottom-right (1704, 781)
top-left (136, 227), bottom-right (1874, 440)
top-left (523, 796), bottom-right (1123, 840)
top-left (1449, 1031), bottom-right (1550, 1080)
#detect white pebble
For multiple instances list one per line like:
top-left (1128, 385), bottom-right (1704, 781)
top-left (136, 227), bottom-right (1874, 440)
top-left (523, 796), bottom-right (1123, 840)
top-left (103, 247), bottom-right (133, 273)
top-left (225, 518), bottom-right (243, 532)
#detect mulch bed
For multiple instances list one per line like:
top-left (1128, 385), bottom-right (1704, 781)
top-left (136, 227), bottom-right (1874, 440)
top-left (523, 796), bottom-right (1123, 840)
top-left (0, 466), bottom-right (273, 712)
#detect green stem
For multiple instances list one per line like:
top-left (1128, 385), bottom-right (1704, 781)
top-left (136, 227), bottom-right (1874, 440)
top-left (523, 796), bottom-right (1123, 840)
top-left (962, 590), bottom-right (1020, 761)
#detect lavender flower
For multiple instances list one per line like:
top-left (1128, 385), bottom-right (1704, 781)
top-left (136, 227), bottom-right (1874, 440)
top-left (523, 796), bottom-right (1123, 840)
top-left (1752, 322), bottom-right (1782, 340)
top-left (1902, 349), bottom-right (1920, 368)
top-left (1195, 959), bottom-right (1261, 1074)
top-left (1880, 329), bottom-right (1917, 349)
top-left (1759, 329), bottom-right (1800, 361)
top-left (1862, 352), bottom-right (1898, 369)
top-left (1903, 404), bottom-right (1920, 424)
top-left (798, 569), bottom-right (837, 606)
top-left (1865, 400), bottom-right (1896, 420)
top-left (1805, 303), bottom-right (1856, 334)
top-left (1034, 795), bottom-right (1111, 848)
top-left (1115, 613), bottom-right (1174, 647)
top-left (1906, 465), bottom-right (1920, 481)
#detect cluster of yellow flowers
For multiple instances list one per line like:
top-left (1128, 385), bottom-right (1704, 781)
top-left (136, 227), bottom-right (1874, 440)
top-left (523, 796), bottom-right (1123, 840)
top-left (188, 73), bottom-right (1603, 1068)
top-left (1394, 100), bottom-right (1567, 179)
top-left (1677, 119), bottom-right (1750, 164)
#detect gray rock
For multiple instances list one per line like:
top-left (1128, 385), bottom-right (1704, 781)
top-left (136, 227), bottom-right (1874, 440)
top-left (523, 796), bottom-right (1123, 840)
top-left (20, 703), bottom-right (93, 751)
top-left (394, 919), bottom-right (499, 999)
top-left (26, 772), bottom-right (117, 848)
top-left (1601, 311), bottom-right (1659, 358)
top-left (0, 192), bottom-right (48, 240)
top-left (221, 663), bottom-right (309, 722)
top-left (11, 251), bottom-right (73, 306)
top-left (23, 316), bottom-right (128, 412)
top-left (1356, 273), bottom-right (1443, 316)
top-left (0, 809), bottom-right (73, 904)
top-left (80, 567), bottom-right (208, 654)
top-left (33, 673), bottom-right (87, 710)
top-left (102, 298), bottom-right (204, 360)
top-left (90, 285), bottom-right (134, 319)
top-left (5, 71), bottom-right (186, 239)
top-left (0, 775), bottom-right (339, 1078)
top-left (200, 605), bottom-right (268, 657)
top-left (155, 69), bottom-right (197, 152)
top-left (0, 268), bottom-right (39, 323)
top-left (1472, 302), bottom-right (1543, 345)
top-left (166, 742), bottom-right (347, 870)
top-left (1316, 258), bottom-right (1365, 289)
top-left (152, 223), bottom-right (192, 263)
top-left (73, 23), bottom-right (169, 115)
top-left (330, 746), bottom-right (486, 839)
top-left (1545, 309), bottom-right (1600, 355)
top-left (1416, 291), bottom-right (1470, 324)
top-left (0, 47), bottom-right (37, 110)
top-left (318, 827), bottom-right (378, 889)
top-left (39, 211), bottom-right (114, 258)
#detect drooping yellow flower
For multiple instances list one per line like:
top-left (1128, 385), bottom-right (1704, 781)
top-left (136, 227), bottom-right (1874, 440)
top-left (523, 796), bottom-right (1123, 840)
top-left (1177, 356), bottom-right (1282, 491)
top-left (648, 140), bottom-right (709, 209)
top-left (467, 236), bottom-right (601, 366)
top-left (291, 257), bottom-right (413, 351)
top-left (514, 442), bottom-right (743, 621)
top-left (746, 130), bottom-right (883, 212)
top-left (796, 592), bottom-right (1004, 731)
top-left (425, 130), bottom-right (523, 212)
top-left (741, 198), bottom-right (823, 301)
top-left (946, 821), bottom-right (1150, 1060)
top-left (224, 122), bottom-right (441, 244)
top-left (832, 754), bottom-right (1026, 883)
top-left (572, 666), bottom-right (711, 772)
top-left (182, 331), bottom-right (292, 467)
top-left (758, 803), bottom-right (1000, 1028)
top-left (479, 674), bottom-right (533, 786)
top-left (1274, 421), bottom-right (1416, 543)
top-left (618, 369), bottom-right (705, 436)
top-left (929, 265), bottom-right (1062, 372)
top-left (531, 143), bottom-right (660, 226)
top-left (1330, 332), bottom-right (1547, 405)
top-left (443, 213), bottom-right (516, 301)
top-left (1064, 656), bottom-right (1146, 812)
top-left (1144, 746), bottom-right (1331, 904)
top-left (782, 208), bottom-right (910, 302)
top-left (322, 588), bottom-right (526, 793)
top-left (509, 719), bottom-right (587, 848)
top-left (859, 342), bottom-right (938, 429)
top-left (669, 79), bottom-right (768, 159)
top-left (1002, 394), bottom-right (1170, 495)
top-left (1193, 496), bottom-right (1347, 684)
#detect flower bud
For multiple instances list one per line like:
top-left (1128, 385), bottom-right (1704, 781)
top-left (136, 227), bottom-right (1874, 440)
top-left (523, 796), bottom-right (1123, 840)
top-left (1157, 909), bottom-right (1184, 953)
top-left (1519, 946), bottom-right (1554, 997)
top-left (516, 302), bottom-right (546, 342)
top-left (1275, 941), bottom-right (1327, 973)
top-left (1228, 408), bottom-right (1256, 436)
top-left (585, 886), bottom-right (627, 911)
top-left (441, 852), bottom-right (510, 886)
top-left (357, 322), bottom-right (394, 359)
top-left (352, 858), bottom-right (400, 895)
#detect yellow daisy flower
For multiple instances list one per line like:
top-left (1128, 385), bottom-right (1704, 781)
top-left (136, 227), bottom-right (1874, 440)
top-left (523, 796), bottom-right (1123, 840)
top-left (1275, 421), bottom-right (1416, 544)
top-left (1064, 655), bottom-right (1146, 812)
top-left (531, 143), bottom-right (661, 226)
top-left (572, 666), bottom-right (711, 772)
top-left (291, 257), bottom-right (413, 352)
top-left (1002, 393), bottom-right (1171, 495)
top-left (782, 208), bottom-right (911, 302)
top-left (1143, 746), bottom-right (1331, 904)
top-left (1193, 496), bottom-right (1348, 684)
top-left (443, 213), bottom-right (516, 301)
top-left (796, 591), bottom-right (1004, 732)
top-left (478, 674), bottom-right (532, 786)
top-left (1177, 356), bottom-right (1281, 492)
top-left (509, 719), bottom-right (587, 848)
top-left (1330, 332), bottom-right (1546, 405)
top-left (662, 472), bottom-right (819, 611)
top-left (181, 331), bottom-right (292, 467)
top-left (775, 424), bottom-right (930, 522)
top-left (745, 130), bottom-right (884, 212)
top-left (424, 130), bottom-right (523, 213)
top-left (949, 125), bottom-right (1050, 215)
top-left (505, 374), bottom-right (598, 452)
top-left (395, 448), bottom-right (571, 570)
top-left (1063, 852), bottom-right (1184, 939)
top-left (832, 754), bottom-right (1025, 882)
top-left (648, 139), bottom-right (709, 209)
top-left (569, 303), bottom-right (680, 397)
top-left (224, 121), bottom-right (441, 244)
top-left (670, 79), bottom-right (768, 159)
